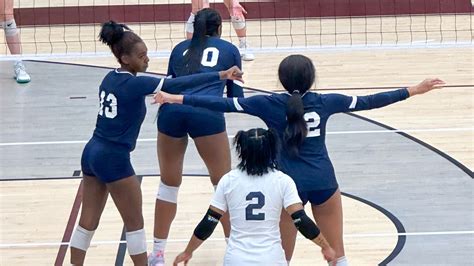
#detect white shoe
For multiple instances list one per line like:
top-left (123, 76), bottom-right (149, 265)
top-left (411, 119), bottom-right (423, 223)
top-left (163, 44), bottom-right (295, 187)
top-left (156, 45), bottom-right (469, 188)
top-left (148, 250), bottom-right (165, 266)
top-left (239, 40), bottom-right (255, 61)
top-left (14, 61), bottom-right (31, 84)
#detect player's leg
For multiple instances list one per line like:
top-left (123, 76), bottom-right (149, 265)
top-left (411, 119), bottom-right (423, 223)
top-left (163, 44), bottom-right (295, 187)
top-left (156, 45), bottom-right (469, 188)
top-left (193, 131), bottom-right (232, 238)
top-left (107, 175), bottom-right (147, 265)
top-left (1, 0), bottom-right (30, 83)
top-left (311, 189), bottom-right (347, 265)
top-left (280, 209), bottom-right (298, 263)
top-left (223, 0), bottom-right (254, 61)
top-left (70, 175), bottom-right (108, 265)
top-left (1, 0), bottom-right (19, 54)
top-left (150, 131), bottom-right (188, 265)
top-left (186, 0), bottom-right (210, 39)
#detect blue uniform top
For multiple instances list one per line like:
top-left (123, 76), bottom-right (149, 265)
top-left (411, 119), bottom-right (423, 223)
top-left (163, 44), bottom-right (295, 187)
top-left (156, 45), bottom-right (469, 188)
top-left (183, 89), bottom-right (410, 191)
top-left (167, 36), bottom-right (243, 97)
top-left (93, 69), bottom-right (220, 151)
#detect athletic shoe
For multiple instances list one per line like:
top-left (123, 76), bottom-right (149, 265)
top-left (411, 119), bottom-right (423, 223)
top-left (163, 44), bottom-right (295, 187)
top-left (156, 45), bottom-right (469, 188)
top-left (14, 61), bottom-right (31, 84)
top-left (148, 250), bottom-right (165, 266)
top-left (239, 40), bottom-right (255, 61)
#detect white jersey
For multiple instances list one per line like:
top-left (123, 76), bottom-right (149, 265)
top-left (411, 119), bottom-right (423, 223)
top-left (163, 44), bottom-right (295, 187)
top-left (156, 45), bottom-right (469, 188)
top-left (211, 169), bottom-right (302, 266)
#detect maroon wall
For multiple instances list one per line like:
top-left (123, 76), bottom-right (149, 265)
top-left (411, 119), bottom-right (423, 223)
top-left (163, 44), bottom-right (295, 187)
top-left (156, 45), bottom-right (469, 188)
top-left (15, 0), bottom-right (474, 26)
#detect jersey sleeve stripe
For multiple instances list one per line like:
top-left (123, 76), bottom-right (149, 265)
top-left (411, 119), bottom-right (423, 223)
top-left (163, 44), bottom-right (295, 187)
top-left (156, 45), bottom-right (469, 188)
top-left (233, 80), bottom-right (244, 87)
top-left (349, 96), bottom-right (357, 109)
top-left (233, 97), bottom-right (244, 111)
top-left (154, 78), bottom-right (165, 92)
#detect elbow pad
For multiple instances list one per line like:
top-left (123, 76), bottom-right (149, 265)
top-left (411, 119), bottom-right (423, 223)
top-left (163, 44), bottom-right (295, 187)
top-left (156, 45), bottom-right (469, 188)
top-left (194, 208), bottom-right (222, 241)
top-left (291, 210), bottom-right (320, 240)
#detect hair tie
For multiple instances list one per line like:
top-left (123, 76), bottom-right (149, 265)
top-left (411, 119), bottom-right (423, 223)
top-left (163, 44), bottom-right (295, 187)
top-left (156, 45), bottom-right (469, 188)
top-left (292, 90), bottom-right (300, 94)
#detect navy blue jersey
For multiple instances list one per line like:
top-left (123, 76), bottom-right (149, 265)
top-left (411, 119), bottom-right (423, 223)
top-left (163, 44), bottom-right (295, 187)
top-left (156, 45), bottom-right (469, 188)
top-left (93, 69), bottom-right (220, 151)
top-left (183, 89), bottom-right (410, 191)
top-left (167, 36), bottom-right (243, 97)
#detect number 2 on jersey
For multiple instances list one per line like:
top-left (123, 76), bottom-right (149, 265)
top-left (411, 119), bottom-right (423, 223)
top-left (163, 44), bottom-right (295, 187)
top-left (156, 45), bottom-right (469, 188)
top-left (245, 192), bottom-right (265, 221)
top-left (304, 111), bottom-right (321, 137)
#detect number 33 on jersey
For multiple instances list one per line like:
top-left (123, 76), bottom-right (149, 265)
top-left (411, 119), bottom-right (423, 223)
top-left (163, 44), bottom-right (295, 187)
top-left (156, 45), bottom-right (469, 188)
top-left (99, 91), bottom-right (117, 119)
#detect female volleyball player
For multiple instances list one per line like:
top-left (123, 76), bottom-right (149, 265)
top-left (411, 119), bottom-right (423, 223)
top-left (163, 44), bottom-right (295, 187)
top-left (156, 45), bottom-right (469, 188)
top-left (69, 20), bottom-right (243, 265)
top-left (186, 0), bottom-right (254, 61)
top-left (173, 128), bottom-right (336, 265)
top-left (1, 0), bottom-right (30, 83)
top-left (149, 8), bottom-right (243, 265)
top-left (155, 54), bottom-right (445, 265)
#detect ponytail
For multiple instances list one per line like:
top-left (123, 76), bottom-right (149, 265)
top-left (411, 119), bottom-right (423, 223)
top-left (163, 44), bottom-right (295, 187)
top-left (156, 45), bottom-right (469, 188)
top-left (180, 8), bottom-right (222, 75)
top-left (183, 14), bottom-right (207, 74)
top-left (99, 20), bottom-right (142, 64)
top-left (278, 55), bottom-right (316, 156)
top-left (99, 20), bottom-right (130, 47)
top-left (284, 91), bottom-right (307, 156)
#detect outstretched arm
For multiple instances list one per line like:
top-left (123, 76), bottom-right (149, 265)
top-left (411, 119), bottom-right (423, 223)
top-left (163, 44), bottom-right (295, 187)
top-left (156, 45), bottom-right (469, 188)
top-left (154, 90), bottom-right (271, 119)
top-left (173, 206), bottom-right (224, 265)
top-left (162, 66), bottom-right (244, 94)
top-left (326, 78), bottom-right (445, 114)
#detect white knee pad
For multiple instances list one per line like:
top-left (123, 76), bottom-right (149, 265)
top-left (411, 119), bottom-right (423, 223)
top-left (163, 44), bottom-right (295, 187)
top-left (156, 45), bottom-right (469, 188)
top-left (156, 181), bottom-right (179, 203)
top-left (70, 225), bottom-right (95, 251)
top-left (2, 19), bottom-right (18, 37)
top-left (185, 12), bottom-right (195, 34)
top-left (126, 228), bottom-right (147, 255)
top-left (231, 15), bottom-right (246, 30)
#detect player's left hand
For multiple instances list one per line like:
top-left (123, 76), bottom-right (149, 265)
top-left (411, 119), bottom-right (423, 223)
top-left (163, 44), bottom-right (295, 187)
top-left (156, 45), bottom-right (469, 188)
top-left (321, 246), bottom-right (337, 265)
top-left (230, 0), bottom-right (247, 17)
top-left (152, 91), bottom-right (183, 105)
top-left (219, 66), bottom-right (244, 83)
top-left (173, 251), bottom-right (193, 265)
top-left (408, 78), bottom-right (445, 96)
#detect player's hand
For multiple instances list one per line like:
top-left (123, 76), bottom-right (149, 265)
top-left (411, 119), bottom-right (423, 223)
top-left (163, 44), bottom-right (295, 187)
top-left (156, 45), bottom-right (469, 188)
top-left (230, 1), bottom-right (247, 16)
top-left (219, 66), bottom-right (244, 83)
top-left (152, 91), bottom-right (183, 105)
top-left (408, 78), bottom-right (445, 96)
top-left (173, 251), bottom-right (193, 265)
top-left (321, 246), bottom-right (337, 265)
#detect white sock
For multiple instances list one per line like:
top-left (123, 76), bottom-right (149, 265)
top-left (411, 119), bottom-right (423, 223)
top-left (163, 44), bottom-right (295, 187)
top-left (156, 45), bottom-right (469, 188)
top-left (153, 238), bottom-right (167, 253)
top-left (334, 256), bottom-right (348, 266)
top-left (238, 37), bottom-right (246, 44)
top-left (225, 237), bottom-right (229, 244)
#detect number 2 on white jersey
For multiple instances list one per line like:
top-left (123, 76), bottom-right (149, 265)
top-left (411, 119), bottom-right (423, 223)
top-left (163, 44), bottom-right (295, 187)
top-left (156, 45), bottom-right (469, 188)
top-left (304, 111), bottom-right (320, 137)
top-left (245, 192), bottom-right (265, 221)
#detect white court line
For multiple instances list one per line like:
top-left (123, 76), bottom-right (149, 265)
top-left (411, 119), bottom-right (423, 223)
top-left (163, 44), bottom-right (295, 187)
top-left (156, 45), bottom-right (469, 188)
top-left (1, 230), bottom-right (473, 248)
top-left (0, 127), bottom-right (472, 147)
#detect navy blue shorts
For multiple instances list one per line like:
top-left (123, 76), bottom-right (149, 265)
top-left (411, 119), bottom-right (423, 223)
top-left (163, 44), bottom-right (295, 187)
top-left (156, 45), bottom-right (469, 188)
top-left (81, 137), bottom-right (135, 183)
top-left (157, 103), bottom-right (226, 138)
top-left (298, 187), bottom-right (338, 205)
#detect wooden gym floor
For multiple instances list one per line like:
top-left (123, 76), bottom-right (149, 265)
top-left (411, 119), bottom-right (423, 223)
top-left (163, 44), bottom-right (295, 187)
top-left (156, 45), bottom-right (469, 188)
top-left (0, 3), bottom-right (473, 265)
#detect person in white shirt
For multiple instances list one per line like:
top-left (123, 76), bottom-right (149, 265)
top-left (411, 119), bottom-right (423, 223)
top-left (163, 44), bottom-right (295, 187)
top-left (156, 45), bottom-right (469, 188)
top-left (173, 128), bottom-right (336, 266)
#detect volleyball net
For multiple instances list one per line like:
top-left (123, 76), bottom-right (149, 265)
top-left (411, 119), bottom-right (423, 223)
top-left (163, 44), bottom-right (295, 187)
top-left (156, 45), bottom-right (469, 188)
top-left (1, 0), bottom-right (473, 59)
